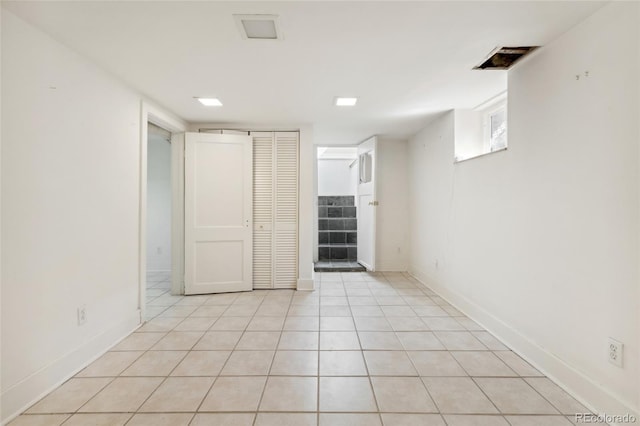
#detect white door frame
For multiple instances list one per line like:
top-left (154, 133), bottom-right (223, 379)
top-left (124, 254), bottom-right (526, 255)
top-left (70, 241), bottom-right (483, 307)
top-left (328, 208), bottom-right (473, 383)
top-left (139, 101), bottom-right (187, 321)
top-left (313, 144), bottom-right (359, 264)
top-left (356, 136), bottom-right (378, 271)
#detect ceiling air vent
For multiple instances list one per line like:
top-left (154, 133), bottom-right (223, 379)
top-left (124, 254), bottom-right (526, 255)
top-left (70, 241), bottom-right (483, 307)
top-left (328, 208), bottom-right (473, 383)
top-left (473, 46), bottom-right (539, 70)
top-left (234, 14), bottom-right (281, 40)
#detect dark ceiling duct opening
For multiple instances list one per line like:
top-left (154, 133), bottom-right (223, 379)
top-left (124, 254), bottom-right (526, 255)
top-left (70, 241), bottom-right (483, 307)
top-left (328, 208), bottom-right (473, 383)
top-left (474, 46), bottom-right (539, 70)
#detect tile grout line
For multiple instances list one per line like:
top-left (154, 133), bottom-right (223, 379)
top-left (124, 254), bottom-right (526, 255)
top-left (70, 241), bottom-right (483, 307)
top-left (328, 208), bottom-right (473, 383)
top-left (19, 271), bottom-right (592, 425)
top-left (316, 278), bottom-right (322, 426)
top-left (346, 275), bottom-right (384, 424)
top-left (251, 290), bottom-right (296, 425)
top-left (192, 290), bottom-right (270, 423)
top-left (123, 290), bottom-right (232, 425)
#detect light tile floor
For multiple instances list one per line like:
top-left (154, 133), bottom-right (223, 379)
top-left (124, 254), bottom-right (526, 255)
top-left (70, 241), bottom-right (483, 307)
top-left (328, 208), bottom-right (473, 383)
top-left (10, 272), bottom-right (601, 426)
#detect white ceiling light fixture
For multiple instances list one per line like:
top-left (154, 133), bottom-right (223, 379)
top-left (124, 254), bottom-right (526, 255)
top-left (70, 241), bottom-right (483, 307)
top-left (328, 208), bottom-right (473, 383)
top-left (196, 97), bottom-right (223, 107)
top-left (234, 14), bottom-right (282, 40)
top-left (335, 97), bottom-right (358, 106)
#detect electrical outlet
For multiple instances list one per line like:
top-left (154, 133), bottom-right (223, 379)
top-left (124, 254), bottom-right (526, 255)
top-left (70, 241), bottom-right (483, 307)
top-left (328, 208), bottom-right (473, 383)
top-left (608, 338), bottom-right (623, 367)
top-left (77, 306), bottom-right (87, 326)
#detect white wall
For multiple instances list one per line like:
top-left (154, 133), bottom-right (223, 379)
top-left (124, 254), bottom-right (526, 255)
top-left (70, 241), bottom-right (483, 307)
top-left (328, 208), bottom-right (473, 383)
top-left (146, 134), bottom-right (172, 272)
top-left (376, 139), bottom-right (409, 271)
top-left (1, 10), bottom-right (163, 422)
top-left (408, 2), bottom-right (639, 419)
top-left (349, 160), bottom-right (358, 198)
top-left (454, 109), bottom-right (484, 161)
top-left (407, 112), bottom-right (454, 282)
top-left (298, 126), bottom-right (315, 290)
top-left (318, 159), bottom-right (356, 196)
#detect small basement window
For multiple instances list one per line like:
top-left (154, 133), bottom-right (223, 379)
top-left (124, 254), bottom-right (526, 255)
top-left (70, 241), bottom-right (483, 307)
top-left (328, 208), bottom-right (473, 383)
top-left (454, 92), bottom-right (508, 163)
top-left (487, 104), bottom-right (507, 152)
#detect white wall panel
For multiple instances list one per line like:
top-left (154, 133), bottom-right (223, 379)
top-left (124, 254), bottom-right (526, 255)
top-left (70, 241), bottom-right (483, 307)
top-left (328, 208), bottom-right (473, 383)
top-left (1, 10), bottom-right (143, 421)
top-left (407, 2), bottom-right (639, 417)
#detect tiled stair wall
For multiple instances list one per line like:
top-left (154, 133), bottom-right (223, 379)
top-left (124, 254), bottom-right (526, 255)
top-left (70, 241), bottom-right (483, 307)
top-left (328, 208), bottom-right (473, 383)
top-left (318, 196), bottom-right (357, 261)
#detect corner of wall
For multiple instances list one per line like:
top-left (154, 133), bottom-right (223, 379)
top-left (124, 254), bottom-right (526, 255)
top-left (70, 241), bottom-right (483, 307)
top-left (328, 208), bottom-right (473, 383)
top-left (297, 277), bottom-right (315, 291)
top-left (406, 3), bottom-right (639, 421)
top-left (1, 312), bottom-right (141, 424)
top-left (409, 271), bottom-right (639, 425)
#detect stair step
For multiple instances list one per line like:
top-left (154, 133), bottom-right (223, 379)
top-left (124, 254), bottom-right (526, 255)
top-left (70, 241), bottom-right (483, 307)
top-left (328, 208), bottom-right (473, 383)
top-left (318, 196), bottom-right (355, 207)
top-left (314, 261), bottom-right (366, 273)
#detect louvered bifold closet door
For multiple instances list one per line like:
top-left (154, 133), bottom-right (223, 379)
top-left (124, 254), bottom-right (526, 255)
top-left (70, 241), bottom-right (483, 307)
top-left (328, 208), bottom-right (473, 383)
top-left (274, 132), bottom-right (299, 289)
top-left (252, 132), bottom-right (275, 289)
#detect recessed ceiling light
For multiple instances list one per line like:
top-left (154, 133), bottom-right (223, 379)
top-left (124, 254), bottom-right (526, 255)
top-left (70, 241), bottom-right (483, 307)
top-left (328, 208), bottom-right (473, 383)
top-left (335, 97), bottom-right (358, 106)
top-left (196, 97), bottom-right (223, 107)
top-left (234, 14), bottom-right (281, 40)
top-left (242, 20), bottom-right (277, 39)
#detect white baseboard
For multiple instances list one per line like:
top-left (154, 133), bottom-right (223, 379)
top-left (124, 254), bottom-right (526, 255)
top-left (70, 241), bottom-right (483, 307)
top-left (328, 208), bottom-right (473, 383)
top-left (408, 267), bottom-right (639, 426)
top-left (1, 310), bottom-right (141, 425)
top-left (297, 278), bottom-right (315, 291)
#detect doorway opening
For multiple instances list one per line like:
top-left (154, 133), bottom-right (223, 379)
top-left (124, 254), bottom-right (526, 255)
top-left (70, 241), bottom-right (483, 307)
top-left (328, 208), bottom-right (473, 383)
top-left (138, 102), bottom-right (187, 322)
top-left (145, 122), bottom-right (175, 319)
top-left (315, 146), bottom-right (365, 272)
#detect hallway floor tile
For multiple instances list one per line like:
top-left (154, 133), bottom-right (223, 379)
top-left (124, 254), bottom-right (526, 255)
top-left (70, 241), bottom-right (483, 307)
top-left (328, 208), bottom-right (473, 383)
top-left (10, 272), bottom-right (592, 426)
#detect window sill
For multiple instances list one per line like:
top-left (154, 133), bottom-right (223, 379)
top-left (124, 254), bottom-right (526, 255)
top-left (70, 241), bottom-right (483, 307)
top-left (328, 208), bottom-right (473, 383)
top-left (454, 147), bottom-right (507, 164)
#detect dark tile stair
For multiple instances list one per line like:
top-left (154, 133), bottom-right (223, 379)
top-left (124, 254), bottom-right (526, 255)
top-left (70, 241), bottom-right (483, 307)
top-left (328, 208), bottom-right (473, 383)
top-left (316, 196), bottom-right (365, 272)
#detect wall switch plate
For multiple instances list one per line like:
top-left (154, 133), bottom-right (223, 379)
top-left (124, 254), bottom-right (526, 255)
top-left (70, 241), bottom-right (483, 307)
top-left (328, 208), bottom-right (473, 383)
top-left (608, 337), bottom-right (623, 367)
top-left (77, 306), bottom-right (87, 326)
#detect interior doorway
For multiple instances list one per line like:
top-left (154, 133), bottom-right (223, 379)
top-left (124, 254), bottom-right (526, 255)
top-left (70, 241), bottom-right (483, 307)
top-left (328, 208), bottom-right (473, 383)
top-left (138, 103), bottom-right (187, 322)
top-left (315, 146), bottom-right (365, 272)
top-left (145, 122), bottom-right (175, 319)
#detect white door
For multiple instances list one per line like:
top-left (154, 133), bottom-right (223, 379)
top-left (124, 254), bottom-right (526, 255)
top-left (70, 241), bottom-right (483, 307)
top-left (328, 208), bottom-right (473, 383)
top-left (357, 136), bottom-right (377, 271)
top-left (251, 131), bottom-right (299, 289)
top-left (273, 132), bottom-right (299, 288)
top-left (184, 132), bottom-right (253, 294)
top-left (251, 132), bottom-right (274, 289)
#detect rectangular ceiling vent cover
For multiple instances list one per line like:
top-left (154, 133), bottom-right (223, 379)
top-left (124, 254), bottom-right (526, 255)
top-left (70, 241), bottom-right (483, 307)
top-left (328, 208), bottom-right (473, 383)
top-left (473, 46), bottom-right (539, 70)
top-left (234, 14), bottom-right (282, 40)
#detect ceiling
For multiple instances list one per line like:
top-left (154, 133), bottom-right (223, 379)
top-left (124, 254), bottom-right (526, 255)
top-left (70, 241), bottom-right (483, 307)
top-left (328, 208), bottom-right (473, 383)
top-left (318, 147), bottom-right (358, 160)
top-left (3, 1), bottom-right (604, 145)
